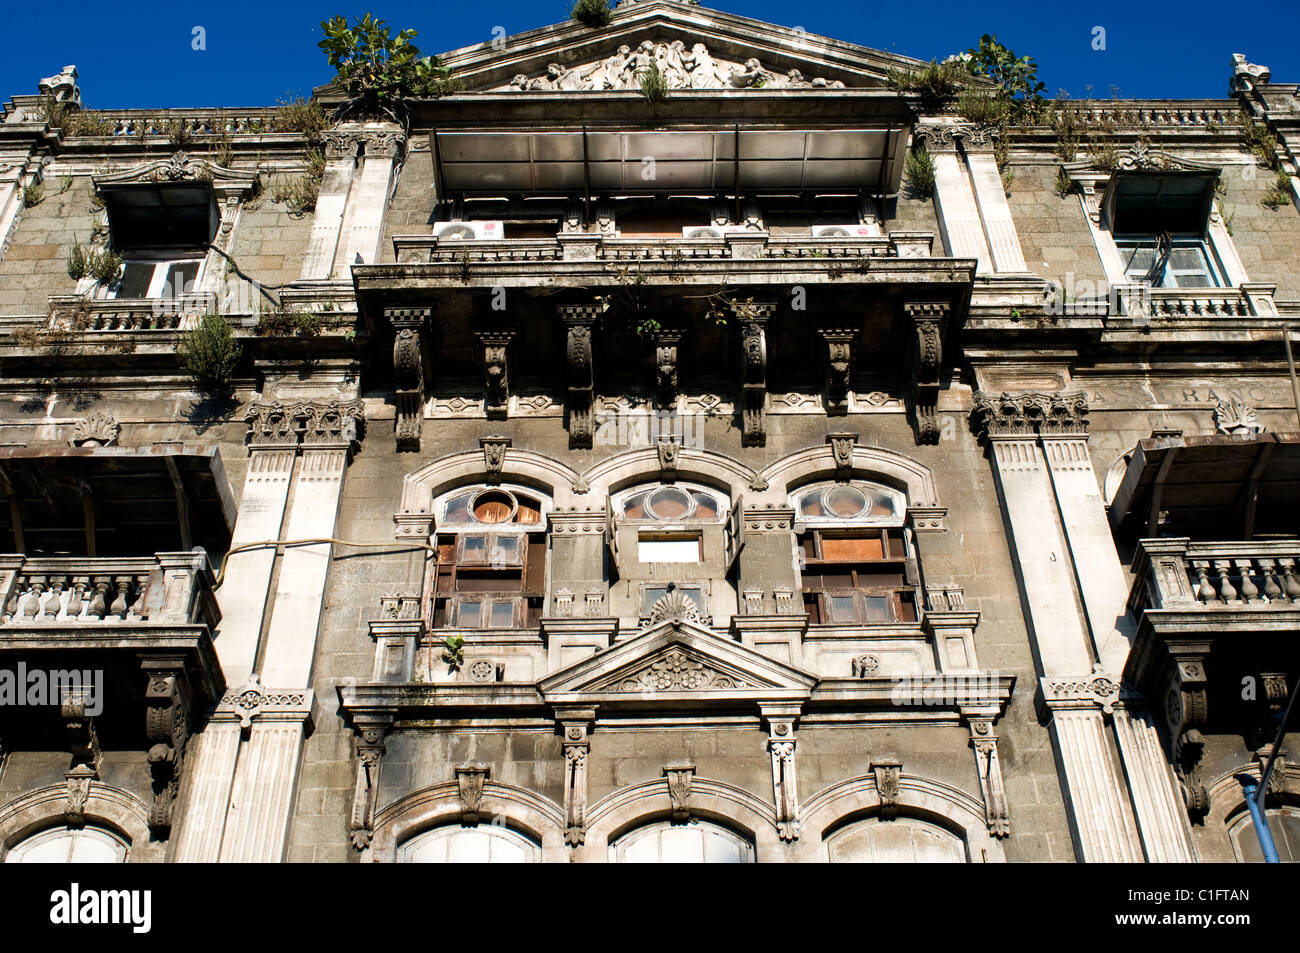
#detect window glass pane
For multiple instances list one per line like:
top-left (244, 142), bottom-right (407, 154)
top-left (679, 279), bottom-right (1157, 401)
top-left (824, 485), bottom-right (868, 517)
top-left (490, 535), bottom-right (520, 566)
top-left (489, 601), bottom-right (514, 628)
top-left (691, 492), bottom-right (718, 520)
top-left (115, 261), bottom-right (155, 298)
top-left (462, 536), bottom-right (486, 560)
top-left (828, 595), bottom-right (857, 622)
top-left (6, 827), bottom-right (126, 863)
top-left (458, 601), bottom-right (481, 627)
top-left (646, 487), bottom-right (692, 520)
top-left (867, 490), bottom-right (899, 519)
top-left (1174, 273), bottom-right (1212, 288)
top-left (638, 537), bottom-right (700, 562)
top-left (514, 496), bottom-right (541, 523)
top-left (163, 260), bottom-right (200, 297)
top-left (799, 492), bottom-right (825, 518)
top-left (622, 491), bottom-right (648, 519)
top-left (820, 535), bottom-right (884, 561)
top-left (862, 595), bottom-right (892, 622)
top-left (473, 490), bottom-right (515, 523)
top-left (399, 826), bottom-right (537, 863)
top-left (443, 492), bottom-right (473, 524)
top-left (1169, 246), bottom-right (1206, 271)
top-left (644, 586), bottom-right (668, 607)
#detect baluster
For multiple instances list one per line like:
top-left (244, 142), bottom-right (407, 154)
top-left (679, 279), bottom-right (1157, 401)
top-left (1237, 559), bottom-right (1260, 602)
top-left (1279, 559), bottom-right (1300, 602)
top-left (1258, 559), bottom-right (1283, 602)
top-left (19, 578), bottom-right (43, 618)
top-left (1214, 560), bottom-right (1238, 603)
top-left (128, 574), bottom-right (148, 619)
top-left (66, 577), bottom-right (88, 619)
top-left (42, 577), bottom-right (65, 619)
top-left (109, 577), bottom-right (131, 619)
top-left (1192, 561), bottom-right (1216, 602)
top-left (86, 579), bottom-right (110, 619)
top-left (5, 577), bottom-right (25, 620)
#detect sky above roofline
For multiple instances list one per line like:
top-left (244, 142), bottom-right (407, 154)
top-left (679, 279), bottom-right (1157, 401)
top-left (3, 0), bottom-right (1296, 109)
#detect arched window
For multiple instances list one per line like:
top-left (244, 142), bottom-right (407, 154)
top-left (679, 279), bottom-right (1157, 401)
top-left (397, 825), bottom-right (539, 863)
top-left (790, 481), bottom-right (917, 624)
top-left (428, 484), bottom-right (551, 630)
top-left (1230, 807), bottom-right (1300, 862)
top-left (610, 820), bottom-right (754, 863)
top-left (5, 825), bottom-right (128, 863)
top-left (825, 817), bottom-right (966, 863)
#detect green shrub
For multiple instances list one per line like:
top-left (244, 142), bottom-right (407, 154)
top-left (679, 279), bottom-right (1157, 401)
top-left (67, 243), bottom-right (89, 280)
top-left (885, 60), bottom-right (966, 100)
top-left (179, 315), bottom-right (243, 392)
top-left (570, 0), bottom-right (612, 28)
top-left (21, 184), bottom-right (44, 207)
top-left (639, 64), bottom-right (669, 103)
top-left (270, 96), bottom-right (330, 141)
top-left (905, 147), bottom-right (936, 199)
top-left (89, 250), bottom-right (122, 285)
top-left (273, 148), bottom-right (324, 214)
top-left (1263, 171), bottom-right (1292, 210)
top-left (318, 14), bottom-right (462, 114)
top-left (956, 90), bottom-right (1009, 124)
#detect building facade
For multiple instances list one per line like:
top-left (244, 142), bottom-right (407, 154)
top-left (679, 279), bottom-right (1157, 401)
top-left (0, 1), bottom-right (1298, 863)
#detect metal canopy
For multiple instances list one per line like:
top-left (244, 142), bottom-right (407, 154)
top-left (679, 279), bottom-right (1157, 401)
top-left (99, 181), bottom-right (218, 250)
top-left (435, 127), bottom-right (905, 194)
top-left (1105, 170), bottom-right (1218, 235)
top-left (0, 445), bottom-right (235, 558)
top-left (1108, 432), bottom-right (1300, 539)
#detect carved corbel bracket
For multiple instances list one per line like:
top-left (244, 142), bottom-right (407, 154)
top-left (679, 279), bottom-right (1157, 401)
top-left (1039, 669), bottom-right (1122, 717)
top-left (475, 326), bottom-right (516, 420)
top-left (826, 432), bottom-right (857, 482)
top-left (388, 307), bottom-right (430, 452)
top-left (763, 710), bottom-right (801, 841)
top-left (904, 301), bottom-right (949, 445)
top-left (480, 435), bottom-right (511, 485)
top-left (736, 302), bottom-right (773, 447)
top-left (657, 438), bottom-right (680, 483)
top-left (652, 327), bottom-right (683, 408)
top-left (142, 661), bottom-right (194, 836)
top-left (1163, 650), bottom-right (1210, 768)
top-left (560, 305), bottom-right (600, 449)
top-left (557, 708), bottom-right (596, 846)
top-left (819, 328), bottom-right (856, 416)
top-left (349, 716), bottom-right (393, 851)
top-left (664, 760), bottom-right (696, 822)
top-left (60, 687), bottom-right (102, 782)
top-left (456, 762), bottom-right (491, 826)
top-left (872, 760), bottom-right (902, 820)
top-left (964, 714), bottom-right (1010, 838)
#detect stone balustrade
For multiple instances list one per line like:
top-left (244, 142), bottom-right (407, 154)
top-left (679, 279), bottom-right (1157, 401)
top-left (0, 551), bottom-right (220, 627)
top-left (46, 294), bottom-right (216, 333)
top-left (1130, 537), bottom-right (1300, 612)
top-left (392, 231), bottom-right (932, 266)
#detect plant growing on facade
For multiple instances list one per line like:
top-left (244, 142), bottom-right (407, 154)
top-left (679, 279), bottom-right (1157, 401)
top-left (255, 308), bottom-right (322, 337)
top-left (89, 249), bottom-right (122, 286)
top-left (179, 314), bottom-right (242, 393)
top-left (957, 35), bottom-right (1046, 123)
top-left (639, 64), bottom-right (669, 103)
top-left (66, 242), bottom-right (88, 280)
top-left (273, 148), bottom-right (325, 215)
top-left (905, 146), bottom-right (936, 199)
top-left (570, 0), bottom-right (613, 28)
top-left (270, 95), bottom-right (330, 141)
top-left (441, 634), bottom-right (465, 673)
top-left (885, 60), bottom-right (966, 101)
top-left (21, 184), bottom-right (44, 207)
top-left (1263, 170), bottom-right (1293, 210)
top-left (318, 14), bottom-right (462, 120)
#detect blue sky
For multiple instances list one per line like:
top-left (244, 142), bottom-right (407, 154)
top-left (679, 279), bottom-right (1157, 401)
top-left (3, 0), bottom-right (1297, 108)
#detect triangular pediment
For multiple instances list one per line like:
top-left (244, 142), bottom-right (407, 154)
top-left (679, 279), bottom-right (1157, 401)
top-left (436, 1), bottom-right (927, 93)
top-left (540, 618), bottom-right (815, 706)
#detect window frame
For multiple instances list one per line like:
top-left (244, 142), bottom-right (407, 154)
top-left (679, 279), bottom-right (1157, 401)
top-left (96, 253), bottom-right (207, 300)
top-left (1113, 233), bottom-right (1227, 289)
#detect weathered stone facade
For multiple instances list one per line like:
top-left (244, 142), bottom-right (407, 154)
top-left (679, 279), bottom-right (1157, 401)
top-left (0, 2), bottom-right (1298, 864)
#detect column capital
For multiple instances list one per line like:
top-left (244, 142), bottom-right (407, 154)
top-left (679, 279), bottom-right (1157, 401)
top-left (971, 390), bottom-right (1089, 441)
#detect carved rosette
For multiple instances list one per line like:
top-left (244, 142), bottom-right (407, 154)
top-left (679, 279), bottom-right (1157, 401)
top-left (70, 412), bottom-right (119, 448)
top-left (476, 326), bottom-right (516, 419)
top-left (388, 307), bottom-right (430, 452)
top-left (560, 305), bottom-right (600, 449)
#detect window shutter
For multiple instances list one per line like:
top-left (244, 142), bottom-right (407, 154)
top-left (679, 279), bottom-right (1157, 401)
top-left (725, 494), bottom-right (745, 570)
top-left (605, 491), bottom-right (619, 563)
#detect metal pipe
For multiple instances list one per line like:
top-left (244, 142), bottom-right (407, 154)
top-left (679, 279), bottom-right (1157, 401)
top-left (1237, 776), bottom-right (1281, 863)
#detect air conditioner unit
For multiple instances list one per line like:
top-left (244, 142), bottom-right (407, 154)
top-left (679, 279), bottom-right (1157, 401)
top-left (811, 223), bottom-right (880, 238)
top-left (681, 226), bottom-right (755, 239)
top-left (433, 221), bottom-right (504, 241)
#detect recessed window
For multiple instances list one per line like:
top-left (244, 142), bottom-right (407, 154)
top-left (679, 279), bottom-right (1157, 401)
top-left (611, 820), bottom-right (754, 863)
top-left (794, 482), bottom-right (903, 525)
top-left (398, 825), bottom-right (538, 863)
top-left (5, 826), bottom-right (127, 863)
top-left (1115, 234), bottom-right (1223, 288)
top-left (619, 484), bottom-right (724, 523)
top-left (638, 533), bottom-right (702, 563)
top-left (105, 257), bottom-right (204, 300)
top-left (642, 584), bottom-right (705, 615)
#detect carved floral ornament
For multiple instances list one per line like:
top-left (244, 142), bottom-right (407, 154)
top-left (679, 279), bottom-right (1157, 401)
top-left (244, 399), bottom-right (365, 450)
top-left (91, 150), bottom-right (258, 199)
top-left (971, 391), bottom-right (1089, 440)
top-left (69, 412), bottom-right (119, 447)
top-left (496, 40), bottom-right (847, 92)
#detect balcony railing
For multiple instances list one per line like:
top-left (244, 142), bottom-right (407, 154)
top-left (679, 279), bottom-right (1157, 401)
top-left (392, 231), bottom-right (934, 266)
top-left (0, 552), bottom-right (220, 628)
top-left (1129, 537), bottom-right (1300, 612)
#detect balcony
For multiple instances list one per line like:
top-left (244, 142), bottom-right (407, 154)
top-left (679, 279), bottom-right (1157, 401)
top-left (392, 230), bottom-right (934, 266)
